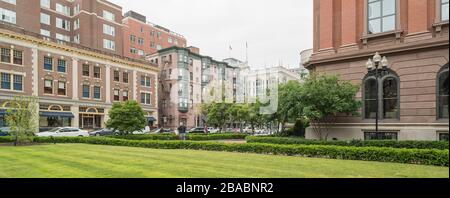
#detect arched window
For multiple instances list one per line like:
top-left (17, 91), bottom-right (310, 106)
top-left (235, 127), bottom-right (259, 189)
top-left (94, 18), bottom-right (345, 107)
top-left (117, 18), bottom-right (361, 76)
top-left (438, 64), bottom-right (449, 119)
top-left (382, 76), bottom-right (399, 119)
top-left (364, 78), bottom-right (377, 119)
top-left (363, 69), bottom-right (399, 119)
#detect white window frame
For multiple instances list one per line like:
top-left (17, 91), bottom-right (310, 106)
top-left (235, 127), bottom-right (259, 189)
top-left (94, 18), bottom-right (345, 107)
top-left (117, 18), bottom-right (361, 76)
top-left (103, 24), bottom-right (115, 36)
top-left (56, 18), bottom-right (70, 31)
top-left (103, 10), bottom-right (115, 21)
top-left (103, 39), bottom-right (116, 51)
top-left (0, 8), bottom-right (16, 24)
top-left (40, 13), bottom-right (51, 25)
top-left (40, 0), bottom-right (50, 9)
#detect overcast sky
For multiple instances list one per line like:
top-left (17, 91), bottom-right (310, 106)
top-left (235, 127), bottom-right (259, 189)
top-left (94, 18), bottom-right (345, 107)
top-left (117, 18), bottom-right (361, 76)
top-left (110, 0), bottom-right (313, 69)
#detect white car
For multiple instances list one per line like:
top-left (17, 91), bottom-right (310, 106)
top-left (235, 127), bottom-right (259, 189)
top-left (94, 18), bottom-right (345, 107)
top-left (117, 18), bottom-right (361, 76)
top-left (207, 127), bottom-right (220, 133)
top-left (36, 127), bottom-right (89, 137)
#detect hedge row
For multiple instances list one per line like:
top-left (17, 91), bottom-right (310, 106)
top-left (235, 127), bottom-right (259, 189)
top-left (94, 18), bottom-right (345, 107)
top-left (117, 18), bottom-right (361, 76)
top-left (246, 136), bottom-right (449, 150)
top-left (0, 136), bottom-right (12, 143)
top-left (109, 133), bottom-right (248, 141)
top-left (33, 137), bottom-right (449, 166)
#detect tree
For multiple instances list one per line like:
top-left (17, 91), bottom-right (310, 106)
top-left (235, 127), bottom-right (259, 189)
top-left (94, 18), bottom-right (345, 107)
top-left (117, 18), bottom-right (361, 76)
top-left (106, 100), bottom-right (146, 135)
top-left (227, 104), bottom-right (250, 133)
top-left (277, 81), bottom-right (305, 133)
top-left (301, 74), bottom-right (361, 140)
top-left (203, 102), bottom-right (230, 132)
top-left (5, 96), bottom-right (39, 146)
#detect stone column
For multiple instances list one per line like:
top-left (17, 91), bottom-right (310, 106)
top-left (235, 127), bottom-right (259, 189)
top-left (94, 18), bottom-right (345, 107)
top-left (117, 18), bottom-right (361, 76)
top-left (105, 65), bottom-right (111, 104)
top-left (72, 58), bottom-right (79, 100)
top-left (133, 70), bottom-right (138, 100)
top-left (31, 48), bottom-right (39, 97)
top-left (71, 105), bottom-right (79, 128)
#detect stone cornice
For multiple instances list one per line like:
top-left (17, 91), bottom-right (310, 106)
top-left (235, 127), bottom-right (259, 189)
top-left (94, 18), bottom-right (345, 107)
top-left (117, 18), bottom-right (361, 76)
top-left (308, 37), bottom-right (449, 67)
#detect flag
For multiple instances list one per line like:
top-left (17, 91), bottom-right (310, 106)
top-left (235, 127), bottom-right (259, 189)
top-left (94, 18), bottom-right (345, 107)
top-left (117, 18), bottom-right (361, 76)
top-left (229, 45), bottom-right (232, 50)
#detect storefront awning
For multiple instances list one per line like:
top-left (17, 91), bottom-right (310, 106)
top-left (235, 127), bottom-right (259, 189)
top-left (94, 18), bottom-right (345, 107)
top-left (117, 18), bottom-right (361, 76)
top-left (40, 111), bottom-right (75, 118)
top-left (147, 117), bottom-right (157, 122)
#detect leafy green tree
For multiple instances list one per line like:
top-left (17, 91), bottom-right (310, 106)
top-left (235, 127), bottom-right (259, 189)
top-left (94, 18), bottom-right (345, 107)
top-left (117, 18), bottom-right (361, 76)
top-left (277, 81), bottom-right (305, 133)
top-left (301, 74), bottom-right (361, 140)
top-left (5, 96), bottom-right (39, 146)
top-left (106, 100), bottom-right (146, 135)
top-left (247, 101), bottom-right (267, 133)
top-left (227, 104), bottom-right (250, 133)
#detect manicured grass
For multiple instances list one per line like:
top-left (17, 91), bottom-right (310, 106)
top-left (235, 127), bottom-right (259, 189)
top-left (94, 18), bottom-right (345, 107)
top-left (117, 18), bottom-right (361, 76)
top-left (0, 144), bottom-right (448, 178)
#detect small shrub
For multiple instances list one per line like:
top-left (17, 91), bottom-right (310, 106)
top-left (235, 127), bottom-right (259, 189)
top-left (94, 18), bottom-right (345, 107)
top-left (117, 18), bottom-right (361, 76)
top-left (109, 133), bottom-right (247, 141)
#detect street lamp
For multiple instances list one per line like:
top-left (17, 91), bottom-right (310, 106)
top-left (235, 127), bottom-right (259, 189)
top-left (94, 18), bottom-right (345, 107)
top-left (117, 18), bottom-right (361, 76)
top-left (366, 52), bottom-right (389, 134)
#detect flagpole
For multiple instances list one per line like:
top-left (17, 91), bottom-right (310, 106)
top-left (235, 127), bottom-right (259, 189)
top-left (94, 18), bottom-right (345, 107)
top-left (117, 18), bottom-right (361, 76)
top-left (245, 42), bottom-right (248, 63)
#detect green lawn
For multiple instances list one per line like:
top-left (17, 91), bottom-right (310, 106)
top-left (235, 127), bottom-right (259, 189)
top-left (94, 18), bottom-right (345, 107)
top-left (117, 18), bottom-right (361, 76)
top-left (0, 144), bottom-right (448, 178)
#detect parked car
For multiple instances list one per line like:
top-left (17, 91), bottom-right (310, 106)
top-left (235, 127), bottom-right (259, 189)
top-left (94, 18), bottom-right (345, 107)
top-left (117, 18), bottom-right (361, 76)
top-left (35, 127), bottom-right (89, 137)
top-left (0, 127), bottom-right (10, 136)
top-left (89, 129), bottom-right (119, 137)
top-left (207, 127), bottom-right (220, 133)
top-left (150, 128), bottom-right (174, 134)
top-left (188, 127), bottom-right (206, 134)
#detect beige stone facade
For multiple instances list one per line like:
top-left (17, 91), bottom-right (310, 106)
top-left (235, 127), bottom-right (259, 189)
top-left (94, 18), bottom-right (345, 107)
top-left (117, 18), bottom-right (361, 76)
top-left (0, 27), bottom-right (159, 131)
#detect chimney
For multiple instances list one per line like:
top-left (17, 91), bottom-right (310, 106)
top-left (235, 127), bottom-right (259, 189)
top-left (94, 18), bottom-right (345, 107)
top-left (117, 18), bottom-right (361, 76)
top-left (187, 46), bottom-right (200, 54)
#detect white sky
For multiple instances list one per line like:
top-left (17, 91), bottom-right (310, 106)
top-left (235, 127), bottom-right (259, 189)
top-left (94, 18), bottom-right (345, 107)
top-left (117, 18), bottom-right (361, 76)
top-left (110, 0), bottom-right (313, 69)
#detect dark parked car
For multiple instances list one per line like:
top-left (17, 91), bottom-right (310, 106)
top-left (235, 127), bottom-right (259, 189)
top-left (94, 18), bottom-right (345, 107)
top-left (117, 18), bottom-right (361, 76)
top-left (150, 128), bottom-right (175, 134)
top-left (0, 127), bottom-right (10, 136)
top-left (188, 127), bottom-right (206, 134)
top-left (89, 129), bottom-right (120, 137)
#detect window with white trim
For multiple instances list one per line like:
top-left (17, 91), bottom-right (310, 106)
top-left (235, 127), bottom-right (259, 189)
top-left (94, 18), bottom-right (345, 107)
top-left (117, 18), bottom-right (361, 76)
top-left (56, 3), bottom-right (70, 16)
top-left (58, 81), bottom-right (66, 96)
top-left (44, 79), bottom-right (53, 94)
top-left (0, 47), bottom-right (22, 65)
top-left (40, 29), bottom-right (50, 37)
top-left (0, 8), bottom-right (16, 24)
top-left (141, 93), bottom-right (151, 105)
top-left (74, 4), bottom-right (81, 15)
top-left (40, 0), bottom-right (50, 8)
top-left (442, 0), bottom-right (449, 21)
top-left (103, 24), bottom-right (115, 36)
top-left (2, 0), bottom-right (16, 5)
top-left (367, 0), bottom-right (396, 34)
top-left (74, 19), bottom-right (80, 30)
top-left (0, 73), bottom-right (22, 91)
top-left (40, 13), bottom-right (50, 25)
top-left (56, 33), bottom-right (70, 42)
top-left (56, 18), bottom-right (70, 31)
top-left (103, 10), bottom-right (115, 21)
top-left (103, 39), bottom-right (115, 51)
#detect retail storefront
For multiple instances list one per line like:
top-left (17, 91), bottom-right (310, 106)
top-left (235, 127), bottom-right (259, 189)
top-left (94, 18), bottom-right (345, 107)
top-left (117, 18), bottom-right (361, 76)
top-left (79, 107), bottom-right (105, 130)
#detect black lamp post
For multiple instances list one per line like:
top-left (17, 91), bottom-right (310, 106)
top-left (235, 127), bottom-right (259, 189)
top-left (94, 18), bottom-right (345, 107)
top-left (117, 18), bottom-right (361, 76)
top-left (366, 52), bottom-right (389, 134)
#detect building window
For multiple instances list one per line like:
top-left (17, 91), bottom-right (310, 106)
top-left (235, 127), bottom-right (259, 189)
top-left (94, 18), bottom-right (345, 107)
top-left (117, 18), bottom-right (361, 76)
top-left (123, 72), bottom-right (129, 84)
top-left (40, 13), bottom-right (50, 25)
top-left (82, 64), bottom-right (90, 77)
top-left (103, 39), bottom-right (115, 51)
top-left (1, 48), bottom-right (10, 63)
top-left (141, 76), bottom-right (151, 87)
top-left (44, 79), bottom-right (53, 94)
top-left (130, 47), bottom-right (137, 54)
top-left (439, 133), bottom-right (449, 141)
top-left (156, 45), bottom-right (162, 50)
top-left (40, 0), bottom-right (50, 8)
top-left (43, 57), bottom-right (52, 71)
top-left (364, 132), bottom-right (398, 140)
top-left (367, 0), bottom-right (396, 34)
top-left (130, 35), bottom-right (136, 43)
top-left (438, 64), bottom-right (449, 119)
top-left (56, 18), bottom-right (71, 31)
top-left (56, 33), bottom-right (70, 42)
top-left (82, 85), bottom-right (90, 98)
top-left (40, 29), bottom-right (51, 37)
top-left (150, 42), bottom-right (155, 48)
top-left (0, 8), bottom-right (16, 24)
top-left (113, 89), bottom-right (120, 101)
top-left (74, 19), bottom-right (80, 30)
top-left (13, 74), bottom-right (22, 91)
top-left (103, 10), bottom-right (115, 21)
top-left (93, 86), bottom-right (101, 99)
top-left (56, 3), bottom-right (70, 16)
top-left (141, 93), bottom-right (151, 105)
top-left (123, 91), bottom-right (129, 101)
top-left (442, 0), bottom-right (449, 21)
top-left (138, 38), bottom-right (144, 45)
top-left (57, 59), bottom-right (66, 73)
top-left (12, 50), bottom-right (22, 65)
top-left (0, 73), bottom-right (10, 90)
top-left (58, 81), bottom-right (66, 96)
top-left (114, 70), bottom-right (120, 82)
top-left (363, 70), bottom-right (399, 119)
top-left (382, 77), bottom-right (399, 119)
top-left (103, 24), bottom-right (115, 36)
top-left (94, 66), bottom-right (101, 78)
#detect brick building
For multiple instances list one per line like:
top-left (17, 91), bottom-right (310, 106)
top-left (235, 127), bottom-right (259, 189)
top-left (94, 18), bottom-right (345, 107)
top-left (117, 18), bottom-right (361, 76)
top-left (122, 10), bottom-right (187, 60)
top-left (148, 47), bottom-right (239, 129)
top-left (0, 0), bottom-right (159, 131)
top-left (307, 0), bottom-right (449, 141)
